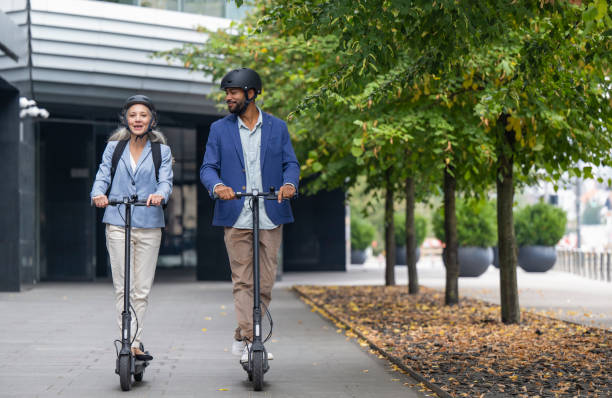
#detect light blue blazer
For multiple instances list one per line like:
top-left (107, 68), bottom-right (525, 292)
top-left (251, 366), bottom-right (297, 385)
top-left (91, 140), bottom-right (173, 228)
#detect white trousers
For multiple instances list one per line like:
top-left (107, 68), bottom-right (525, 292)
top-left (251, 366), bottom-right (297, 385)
top-left (106, 224), bottom-right (161, 348)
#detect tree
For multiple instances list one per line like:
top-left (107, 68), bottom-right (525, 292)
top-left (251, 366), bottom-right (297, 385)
top-left (260, 0), bottom-right (612, 322)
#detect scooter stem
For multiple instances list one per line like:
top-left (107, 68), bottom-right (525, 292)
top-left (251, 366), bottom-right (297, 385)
top-left (121, 202), bottom-right (132, 355)
top-left (252, 194), bottom-right (262, 345)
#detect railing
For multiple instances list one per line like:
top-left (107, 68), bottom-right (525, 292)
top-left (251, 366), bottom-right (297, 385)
top-left (556, 249), bottom-right (612, 282)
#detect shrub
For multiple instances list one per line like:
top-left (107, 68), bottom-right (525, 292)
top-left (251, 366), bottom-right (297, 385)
top-left (432, 199), bottom-right (497, 247)
top-left (351, 216), bottom-right (375, 251)
top-left (394, 212), bottom-right (428, 247)
top-left (514, 202), bottom-right (567, 246)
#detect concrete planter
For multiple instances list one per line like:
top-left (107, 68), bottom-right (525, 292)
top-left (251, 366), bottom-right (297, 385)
top-left (492, 246), bottom-right (499, 268)
top-left (351, 249), bottom-right (367, 265)
top-left (444, 246), bottom-right (492, 277)
top-left (518, 245), bottom-right (556, 272)
top-left (395, 246), bottom-right (421, 266)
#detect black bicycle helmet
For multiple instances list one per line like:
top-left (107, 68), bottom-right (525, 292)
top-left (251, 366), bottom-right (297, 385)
top-left (220, 68), bottom-right (263, 116)
top-left (220, 68), bottom-right (262, 95)
top-left (119, 94), bottom-right (158, 134)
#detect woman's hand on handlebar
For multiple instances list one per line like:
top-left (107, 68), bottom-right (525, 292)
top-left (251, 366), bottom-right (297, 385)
top-left (214, 185), bottom-right (236, 200)
top-left (277, 184), bottom-right (296, 203)
top-left (93, 194), bottom-right (109, 208)
top-left (146, 194), bottom-right (164, 207)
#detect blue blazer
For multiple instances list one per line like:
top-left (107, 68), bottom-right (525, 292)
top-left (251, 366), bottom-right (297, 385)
top-left (91, 140), bottom-right (173, 228)
top-left (200, 111), bottom-right (300, 227)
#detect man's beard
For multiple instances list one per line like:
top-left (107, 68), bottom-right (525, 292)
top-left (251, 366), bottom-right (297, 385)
top-left (228, 99), bottom-right (246, 115)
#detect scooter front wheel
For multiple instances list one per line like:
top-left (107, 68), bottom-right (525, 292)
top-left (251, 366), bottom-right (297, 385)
top-left (118, 355), bottom-right (131, 391)
top-left (252, 351), bottom-right (264, 391)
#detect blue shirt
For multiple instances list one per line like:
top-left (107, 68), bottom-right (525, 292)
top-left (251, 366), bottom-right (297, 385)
top-left (233, 109), bottom-right (277, 230)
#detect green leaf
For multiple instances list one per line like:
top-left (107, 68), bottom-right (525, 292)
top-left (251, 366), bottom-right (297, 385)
top-left (595, 0), bottom-right (608, 19)
top-left (583, 5), bottom-right (599, 22)
top-left (351, 147), bottom-right (364, 157)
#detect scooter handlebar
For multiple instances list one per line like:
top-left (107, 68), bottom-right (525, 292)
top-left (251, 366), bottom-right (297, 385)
top-left (235, 191), bottom-right (278, 200)
top-left (235, 187), bottom-right (291, 200)
top-left (108, 197), bottom-right (160, 206)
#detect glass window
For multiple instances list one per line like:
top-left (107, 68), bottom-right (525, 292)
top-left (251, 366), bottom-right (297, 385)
top-left (157, 126), bottom-right (198, 267)
top-left (183, 0), bottom-right (224, 18)
top-left (140, 0), bottom-right (179, 10)
top-left (95, 0), bottom-right (252, 19)
top-left (97, 0), bottom-right (138, 4)
top-left (224, 1), bottom-right (250, 20)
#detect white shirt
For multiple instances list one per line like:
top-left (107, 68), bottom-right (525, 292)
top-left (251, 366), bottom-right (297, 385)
top-left (130, 152), bottom-right (137, 173)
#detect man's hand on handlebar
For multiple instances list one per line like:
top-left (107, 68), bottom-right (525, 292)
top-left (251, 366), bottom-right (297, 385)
top-left (277, 184), bottom-right (296, 203)
top-left (93, 194), bottom-right (109, 208)
top-left (146, 194), bottom-right (164, 207)
top-left (215, 184), bottom-right (236, 200)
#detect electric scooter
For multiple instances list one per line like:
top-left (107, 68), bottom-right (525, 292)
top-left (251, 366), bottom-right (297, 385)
top-left (234, 187), bottom-right (282, 391)
top-left (108, 195), bottom-right (155, 391)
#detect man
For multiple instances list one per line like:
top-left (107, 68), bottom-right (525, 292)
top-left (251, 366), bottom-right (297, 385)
top-left (200, 68), bottom-right (300, 362)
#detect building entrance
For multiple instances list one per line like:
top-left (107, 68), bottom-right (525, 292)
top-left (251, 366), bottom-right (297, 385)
top-left (39, 121), bottom-right (96, 281)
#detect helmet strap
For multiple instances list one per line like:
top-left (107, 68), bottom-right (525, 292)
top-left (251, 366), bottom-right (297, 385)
top-left (237, 88), bottom-right (257, 115)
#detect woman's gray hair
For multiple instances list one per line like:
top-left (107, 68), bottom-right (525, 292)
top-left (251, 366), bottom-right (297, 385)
top-left (108, 127), bottom-right (167, 145)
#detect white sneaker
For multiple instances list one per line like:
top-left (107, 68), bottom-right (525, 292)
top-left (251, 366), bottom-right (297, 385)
top-left (232, 339), bottom-right (246, 356)
top-left (240, 343), bottom-right (274, 362)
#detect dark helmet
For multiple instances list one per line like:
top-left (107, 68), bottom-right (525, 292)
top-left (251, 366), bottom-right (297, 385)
top-left (120, 94), bottom-right (158, 131)
top-left (220, 68), bottom-right (262, 96)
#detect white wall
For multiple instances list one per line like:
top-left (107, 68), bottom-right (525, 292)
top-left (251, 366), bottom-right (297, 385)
top-left (0, 0), bottom-right (232, 114)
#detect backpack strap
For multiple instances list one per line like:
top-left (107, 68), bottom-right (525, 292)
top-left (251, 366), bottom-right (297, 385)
top-left (151, 141), bottom-right (168, 209)
top-left (151, 141), bottom-right (161, 183)
top-left (105, 139), bottom-right (129, 197)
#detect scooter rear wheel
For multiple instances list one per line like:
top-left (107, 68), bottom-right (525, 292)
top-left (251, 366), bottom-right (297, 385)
top-left (134, 370), bottom-right (144, 382)
top-left (118, 355), bottom-right (131, 391)
top-left (252, 351), bottom-right (264, 391)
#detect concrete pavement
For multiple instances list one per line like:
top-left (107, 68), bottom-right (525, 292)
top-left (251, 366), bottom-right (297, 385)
top-left (0, 279), bottom-right (428, 398)
top-left (1, 254), bottom-right (610, 397)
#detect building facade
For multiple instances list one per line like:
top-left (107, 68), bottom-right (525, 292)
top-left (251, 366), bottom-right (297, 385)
top-left (0, 0), bottom-right (345, 291)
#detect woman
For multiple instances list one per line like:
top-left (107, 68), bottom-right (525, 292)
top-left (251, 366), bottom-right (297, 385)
top-left (91, 95), bottom-right (173, 360)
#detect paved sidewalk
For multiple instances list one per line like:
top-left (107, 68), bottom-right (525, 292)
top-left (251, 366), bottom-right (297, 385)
top-left (1, 255), bottom-right (609, 397)
top-left (0, 280), bottom-right (428, 398)
top-left (278, 255), bottom-right (612, 330)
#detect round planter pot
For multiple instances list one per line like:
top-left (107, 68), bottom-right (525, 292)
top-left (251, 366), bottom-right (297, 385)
top-left (395, 246), bottom-right (421, 266)
top-left (444, 246), bottom-right (492, 277)
top-left (517, 245), bottom-right (556, 272)
top-left (351, 249), bottom-right (367, 265)
top-left (492, 246), bottom-right (499, 268)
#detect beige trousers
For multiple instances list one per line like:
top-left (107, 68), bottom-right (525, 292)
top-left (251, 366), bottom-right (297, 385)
top-left (106, 224), bottom-right (161, 348)
top-left (224, 226), bottom-right (282, 341)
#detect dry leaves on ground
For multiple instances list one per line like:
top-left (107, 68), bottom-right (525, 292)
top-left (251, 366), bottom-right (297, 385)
top-left (294, 285), bottom-right (611, 397)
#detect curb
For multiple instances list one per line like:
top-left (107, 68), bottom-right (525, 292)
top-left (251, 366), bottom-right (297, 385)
top-left (292, 286), bottom-right (453, 398)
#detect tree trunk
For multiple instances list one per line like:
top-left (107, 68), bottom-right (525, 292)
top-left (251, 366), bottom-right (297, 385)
top-left (443, 166), bottom-right (459, 305)
top-left (405, 176), bottom-right (419, 294)
top-left (384, 170), bottom-right (395, 286)
top-left (497, 127), bottom-right (520, 324)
